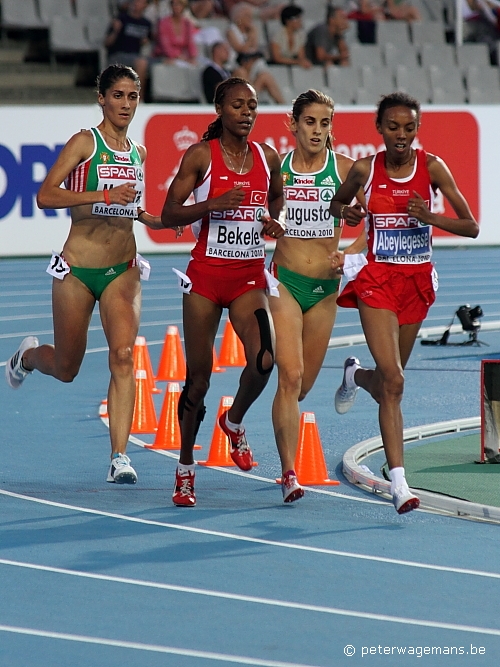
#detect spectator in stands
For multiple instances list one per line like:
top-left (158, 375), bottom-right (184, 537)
top-left (383, 1), bottom-right (420, 22)
top-left (305, 6), bottom-right (350, 66)
top-left (232, 51), bottom-right (285, 102)
top-left (223, 0), bottom-right (286, 21)
top-left (269, 5), bottom-right (311, 68)
top-left (106, 0), bottom-right (153, 91)
top-left (202, 41), bottom-right (231, 102)
top-left (154, 0), bottom-right (199, 65)
top-left (463, 0), bottom-right (500, 64)
top-left (346, 1), bottom-right (384, 43)
top-left (226, 2), bottom-right (285, 102)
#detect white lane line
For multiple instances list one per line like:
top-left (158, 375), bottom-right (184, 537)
top-left (0, 625), bottom-right (320, 666)
top-left (2, 489), bottom-right (500, 581)
top-left (1, 560), bottom-right (500, 638)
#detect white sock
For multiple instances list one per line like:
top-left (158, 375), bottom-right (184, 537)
top-left (345, 363), bottom-right (359, 388)
top-left (178, 463), bottom-right (195, 475)
top-left (225, 416), bottom-right (242, 432)
top-left (389, 466), bottom-right (406, 494)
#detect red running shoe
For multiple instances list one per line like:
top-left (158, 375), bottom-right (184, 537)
top-left (282, 470), bottom-right (304, 503)
top-left (218, 411), bottom-right (253, 471)
top-left (172, 467), bottom-right (196, 507)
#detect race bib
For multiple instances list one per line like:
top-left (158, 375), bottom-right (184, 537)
top-left (46, 251), bottom-right (70, 280)
top-left (372, 213), bottom-right (432, 264)
top-left (284, 186), bottom-right (335, 239)
top-left (137, 253), bottom-right (150, 281)
top-left (92, 163), bottom-right (144, 218)
top-left (172, 267), bottom-right (192, 293)
top-left (207, 209), bottom-right (265, 260)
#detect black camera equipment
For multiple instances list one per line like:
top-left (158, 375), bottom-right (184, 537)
top-left (420, 304), bottom-right (487, 347)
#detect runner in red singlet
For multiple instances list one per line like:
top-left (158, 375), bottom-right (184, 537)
top-left (329, 92), bottom-right (479, 514)
top-left (160, 77), bottom-right (286, 507)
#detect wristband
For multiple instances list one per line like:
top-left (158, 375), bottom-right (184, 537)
top-left (103, 189), bottom-right (111, 206)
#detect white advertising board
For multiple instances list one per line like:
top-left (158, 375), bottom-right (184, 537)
top-left (0, 103), bottom-right (497, 257)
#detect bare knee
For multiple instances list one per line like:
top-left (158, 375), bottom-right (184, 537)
top-left (378, 370), bottom-right (404, 404)
top-left (278, 366), bottom-right (303, 398)
top-left (55, 363), bottom-right (80, 383)
top-left (109, 345), bottom-right (134, 378)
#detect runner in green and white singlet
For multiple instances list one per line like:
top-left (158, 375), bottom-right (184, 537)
top-left (269, 89), bottom-right (366, 502)
top-left (5, 65), bottom-right (161, 487)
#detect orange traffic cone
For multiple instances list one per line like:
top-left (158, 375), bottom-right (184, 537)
top-left (146, 382), bottom-right (181, 450)
top-left (198, 396), bottom-right (236, 466)
top-left (130, 370), bottom-right (158, 434)
top-left (218, 320), bottom-right (246, 367)
top-left (146, 382), bottom-right (202, 451)
top-left (99, 399), bottom-right (108, 418)
top-left (156, 325), bottom-right (186, 381)
top-left (212, 346), bottom-right (225, 373)
top-left (276, 412), bottom-right (340, 486)
top-left (133, 336), bottom-right (161, 394)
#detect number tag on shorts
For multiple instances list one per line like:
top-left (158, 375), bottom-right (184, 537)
top-left (137, 253), bottom-right (150, 281)
top-left (431, 266), bottom-right (439, 292)
top-left (172, 267), bottom-right (192, 294)
top-left (46, 251), bottom-right (70, 280)
top-left (264, 268), bottom-right (280, 298)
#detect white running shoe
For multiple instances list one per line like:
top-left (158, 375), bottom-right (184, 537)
top-left (107, 454), bottom-right (138, 484)
top-left (392, 483), bottom-right (420, 514)
top-left (334, 356), bottom-right (360, 414)
top-left (5, 336), bottom-right (39, 389)
top-left (281, 470), bottom-right (304, 503)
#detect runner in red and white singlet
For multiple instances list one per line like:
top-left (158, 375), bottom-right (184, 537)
top-left (329, 92), bottom-right (478, 515)
top-left (160, 78), bottom-right (286, 507)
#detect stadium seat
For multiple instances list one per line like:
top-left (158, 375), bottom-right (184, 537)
top-left (76, 0), bottom-right (112, 22)
top-left (150, 63), bottom-right (202, 102)
top-left (359, 65), bottom-right (396, 97)
top-left (1, 0), bottom-right (45, 29)
top-left (465, 65), bottom-right (500, 103)
top-left (267, 65), bottom-right (294, 104)
top-left (326, 66), bottom-right (359, 105)
top-left (384, 43), bottom-right (419, 69)
top-left (39, 0), bottom-right (75, 26)
top-left (420, 43), bottom-right (456, 68)
top-left (395, 65), bottom-right (431, 103)
top-left (411, 22), bottom-right (446, 46)
top-left (456, 44), bottom-right (491, 71)
top-left (290, 65), bottom-right (327, 97)
top-left (49, 16), bottom-right (95, 59)
top-left (349, 43), bottom-right (384, 68)
top-left (467, 86), bottom-right (500, 104)
top-left (429, 65), bottom-right (467, 104)
top-left (376, 21), bottom-right (411, 46)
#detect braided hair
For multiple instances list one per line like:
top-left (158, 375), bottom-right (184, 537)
top-left (202, 77), bottom-right (253, 142)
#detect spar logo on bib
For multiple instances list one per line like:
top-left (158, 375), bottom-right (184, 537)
top-left (97, 165), bottom-right (137, 180)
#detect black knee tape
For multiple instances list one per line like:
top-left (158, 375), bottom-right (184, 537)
top-left (254, 308), bottom-right (274, 375)
top-left (178, 371), bottom-right (206, 438)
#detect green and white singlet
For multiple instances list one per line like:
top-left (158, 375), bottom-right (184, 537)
top-left (281, 149), bottom-right (342, 239)
top-left (65, 127), bottom-right (144, 218)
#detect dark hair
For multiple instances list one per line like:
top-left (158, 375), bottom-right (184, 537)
top-left (326, 5), bottom-right (342, 21)
top-left (96, 64), bottom-right (141, 96)
top-left (376, 91), bottom-right (421, 126)
top-left (290, 89), bottom-right (335, 150)
top-left (202, 77), bottom-right (254, 141)
top-left (280, 5), bottom-right (303, 25)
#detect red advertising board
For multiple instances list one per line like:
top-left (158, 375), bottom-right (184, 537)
top-left (144, 109), bottom-right (479, 246)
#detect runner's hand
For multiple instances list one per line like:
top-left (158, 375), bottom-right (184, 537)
top-left (107, 182), bottom-right (137, 206)
top-left (211, 185), bottom-right (246, 211)
top-left (329, 250), bottom-right (345, 275)
top-left (343, 203), bottom-right (365, 227)
top-left (260, 214), bottom-right (285, 239)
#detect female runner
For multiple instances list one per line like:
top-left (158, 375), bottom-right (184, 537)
top-left (269, 89), bottom-right (365, 502)
top-left (330, 92), bottom-right (479, 514)
top-left (5, 64), bottom-right (160, 485)
top-left (159, 77), bottom-right (286, 506)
